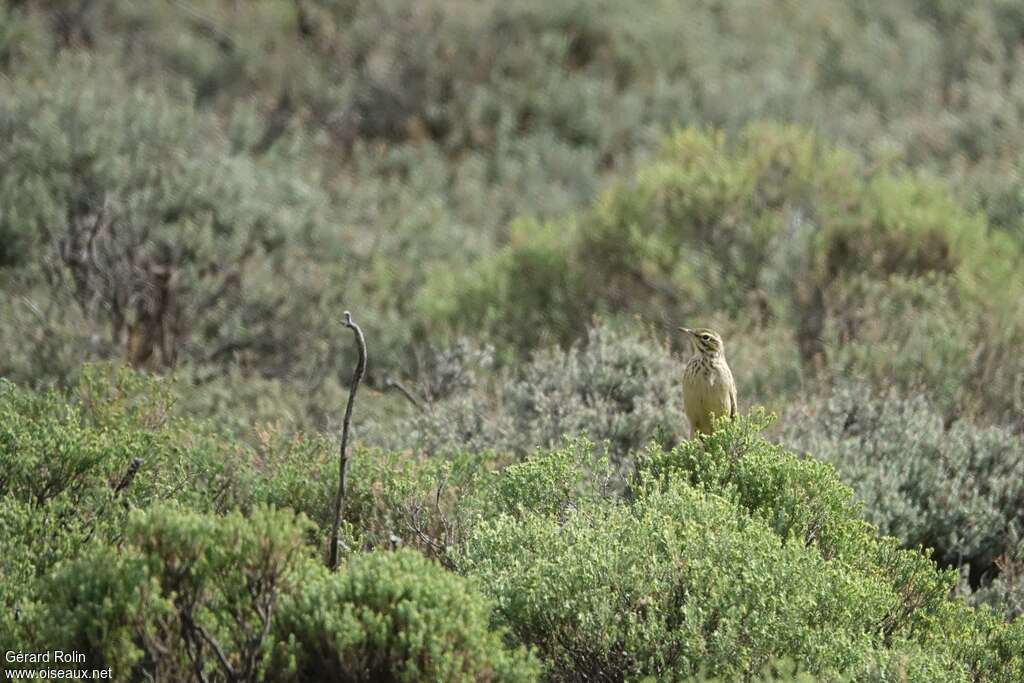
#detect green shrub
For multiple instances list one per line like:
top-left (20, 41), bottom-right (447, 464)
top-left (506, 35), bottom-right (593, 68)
top-left (2, 365), bottom-right (1023, 681)
top-left (419, 126), bottom-right (826, 350)
top-left (459, 483), bottom-right (880, 680)
top-left (10, 544), bottom-right (169, 678)
top-left (271, 550), bottom-right (540, 682)
top-left (419, 217), bottom-right (591, 354)
top-left (0, 496), bottom-right (102, 643)
top-left (0, 365), bottom-right (251, 516)
top-left (822, 275), bottom-right (970, 417)
top-left (24, 505), bottom-right (313, 682)
top-left (0, 364), bottom-right (262, 646)
top-left (637, 414), bottom-right (966, 644)
top-left (251, 420), bottom-right (498, 563)
top-left (639, 412), bottom-right (870, 565)
top-left (455, 417), bottom-right (1012, 681)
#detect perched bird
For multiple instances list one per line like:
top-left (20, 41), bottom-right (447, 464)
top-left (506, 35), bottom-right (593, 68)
top-left (679, 327), bottom-right (737, 437)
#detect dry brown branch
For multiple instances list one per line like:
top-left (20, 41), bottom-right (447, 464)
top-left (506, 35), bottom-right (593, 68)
top-left (383, 375), bottom-right (425, 411)
top-left (328, 311), bottom-right (367, 570)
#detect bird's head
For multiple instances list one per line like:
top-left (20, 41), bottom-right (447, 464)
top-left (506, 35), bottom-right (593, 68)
top-left (678, 327), bottom-right (725, 357)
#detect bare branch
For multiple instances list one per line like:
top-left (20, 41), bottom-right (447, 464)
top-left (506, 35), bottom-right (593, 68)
top-left (328, 311), bottom-right (368, 570)
top-left (165, 0), bottom-right (236, 54)
top-left (190, 617), bottom-right (237, 681)
top-left (179, 617), bottom-right (211, 683)
top-left (113, 458), bottom-right (143, 497)
top-left (383, 375), bottom-right (425, 412)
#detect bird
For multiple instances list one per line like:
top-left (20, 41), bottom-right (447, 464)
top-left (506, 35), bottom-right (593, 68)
top-left (679, 327), bottom-right (737, 437)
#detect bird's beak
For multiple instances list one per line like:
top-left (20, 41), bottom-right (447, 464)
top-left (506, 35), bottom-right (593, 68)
top-left (677, 327), bottom-right (692, 336)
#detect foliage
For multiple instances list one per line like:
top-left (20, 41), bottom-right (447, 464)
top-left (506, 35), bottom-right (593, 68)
top-left (271, 550), bottom-right (540, 682)
top-left (4, 0), bottom-right (1024, 677)
top-left (781, 384), bottom-right (1024, 583)
top-left (0, 365), bottom-right (256, 651)
top-left (2, 371), bottom-right (1023, 681)
top-left (971, 544), bottom-right (1024, 620)
top-left (20, 505), bottom-right (310, 681)
top-left (5, 0), bottom-right (1024, 433)
top-left (0, 365), bottom-right (249, 549)
top-left (456, 417), bottom-right (1024, 681)
top-left (371, 321), bottom-right (684, 465)
top-left (424, 125), bottom-right (1024, 423)
top-left (0, 55), bottom-right (339, 373)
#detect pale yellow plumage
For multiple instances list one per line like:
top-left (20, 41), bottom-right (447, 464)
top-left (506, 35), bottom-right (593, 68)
top-left (679, 327), bottom-right (737, 437)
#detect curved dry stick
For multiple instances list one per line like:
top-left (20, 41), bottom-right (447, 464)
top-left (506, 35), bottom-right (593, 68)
top-left (383, 375), bottom-right (425, 412)
top-left (329, 311), bottom-right (367, 570)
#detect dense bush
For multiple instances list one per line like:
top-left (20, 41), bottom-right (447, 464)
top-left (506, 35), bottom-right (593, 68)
top-left (251, 430), bottom-right (483, 562)
top-left (461, 473), bottom-right (887, 679)
top-left (13, 1), bottom-right (1024, 235)
top-left (0, 364), bottom-right (249, 531)
top-left (20, 510), bottom-right (538, 683)
top-left (5, 1), bottom-right (1024, 434)
top-left (0, 365), bottom-right (253, 645)
top-left (456, 418), bottom-right (1024, 681)
top-left (2, 371), bottom-right (1023, 681)
top-left (781, 384), bottom-right (1024, 584)
top-left (271, 550), bottom-right (539, 682)
top-left (0, 366), bottom-right (532, 678)
top-left (15, 507), bottom-right (535, 682)
top-left (7, 2), bottom-right (1024, 381)
top-left (22, 505), bottom-right (312, 681)
top-left (431, 124), bottom-right (1021, 341)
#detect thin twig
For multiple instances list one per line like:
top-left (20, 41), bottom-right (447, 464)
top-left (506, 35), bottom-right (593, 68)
top-left (165, 0), bottom-right (236, 53)
top-left (81, 457), bottom-right (145, 546)
top-left (383, 375), bottom-right (425, 411)
top-left (191, 618), bottom-right (237, 680)
top-left (113, 458), bottom-right (143, 496)
top-left (328, 311), bottom-right (367, 570)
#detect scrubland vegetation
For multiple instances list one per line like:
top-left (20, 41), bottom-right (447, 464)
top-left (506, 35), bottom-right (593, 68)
top-left (1, 1), bottom-right (1023, 680)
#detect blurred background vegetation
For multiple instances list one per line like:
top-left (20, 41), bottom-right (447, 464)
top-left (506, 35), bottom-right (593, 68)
top-left (2, 1), bottom-right (1024, 680)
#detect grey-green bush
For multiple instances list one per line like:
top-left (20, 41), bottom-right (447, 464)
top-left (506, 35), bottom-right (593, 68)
top-left (0, 57), bottom-right (335, 372)
top-left (970, 544), bottom-right (1024, 620)
top-left (368, 321), bottom-right (684, 465)
top-left (781, 383), bottom-right (1024, 583)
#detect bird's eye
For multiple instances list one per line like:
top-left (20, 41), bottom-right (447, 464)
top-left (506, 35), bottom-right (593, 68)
top-left (701, 334), bottom-right (711, 341)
